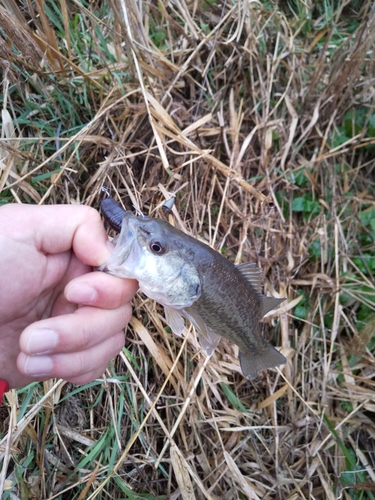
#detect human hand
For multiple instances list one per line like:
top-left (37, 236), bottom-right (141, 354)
top-left (0, 204), bottom-right (138, 389)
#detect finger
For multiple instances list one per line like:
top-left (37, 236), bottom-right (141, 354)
top-left (0, 204), bottom-right (111, 266)
top-left (17, 331), bottom-right (125, 380)
top-left (63, 368), bottom-right (111, 385)
top-left (48, 254), bottom-right (91, 317)
top-left (20, 303), bottom-right (132, 356)
top-left (65, 272), bottom-right (138, 309)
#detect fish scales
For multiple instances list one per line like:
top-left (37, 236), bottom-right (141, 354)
top-left (160, 229), bottom-right (265, 352)
top-left (99, 207), bottom-right (286, 380)
top-left (190, 259), bottom-right (266, 355)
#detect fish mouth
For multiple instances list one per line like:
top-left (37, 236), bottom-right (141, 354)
top-left (98, 212), bottom-right (140, 276)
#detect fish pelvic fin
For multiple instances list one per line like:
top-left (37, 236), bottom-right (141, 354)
top-left (261, 297), bottom-right (285, 317)
top-left (239, 345), bottom-right (286, 380)
top-left (164, 306), bottom-right (185, 337)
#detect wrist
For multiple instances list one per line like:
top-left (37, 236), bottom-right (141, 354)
top-left (0, 379), bottom-right (10, 404)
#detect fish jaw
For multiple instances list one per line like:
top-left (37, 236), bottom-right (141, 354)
top-left (98, 209), bottom-right (287, 379)
top-left (98, 212), bottom-right (144, 278)
top-left (100, 212), bottom-right (203, 309)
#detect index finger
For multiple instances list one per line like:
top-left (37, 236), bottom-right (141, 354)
top-left (0, 204), bottom-right (112, 267)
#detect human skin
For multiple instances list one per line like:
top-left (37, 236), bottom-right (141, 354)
top-left (0, 204), bottom-right (138, 389)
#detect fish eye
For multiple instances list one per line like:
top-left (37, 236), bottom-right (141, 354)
top-left (150, 240), bottom-right (165, 254)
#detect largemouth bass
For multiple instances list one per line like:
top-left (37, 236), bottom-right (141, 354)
top-left (99, 202), bottom-right (286, 380)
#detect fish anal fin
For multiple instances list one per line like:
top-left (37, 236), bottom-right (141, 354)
top-left (261, 297), bottom-right (285, 316)
top-left (236, 262), bottom-right (264, 293)
top-left (239, 345), bottom-right (286, 380)
top-left (164, 306), bottom-right (185, 337)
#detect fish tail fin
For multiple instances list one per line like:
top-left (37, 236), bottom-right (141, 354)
top-left (261, 297), bottom-right (285, 316)
top-left (239, 345), bottom-right (286, 380)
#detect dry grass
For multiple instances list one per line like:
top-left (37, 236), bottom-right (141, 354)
top-left (1, 0), bottom-right (375, 498)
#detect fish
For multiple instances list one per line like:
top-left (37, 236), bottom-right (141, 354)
top-left (99, 200), bottom-right (286, 380)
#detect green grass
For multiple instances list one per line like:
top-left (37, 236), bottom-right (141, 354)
top-left (1, 0), bottom-right (375, 498)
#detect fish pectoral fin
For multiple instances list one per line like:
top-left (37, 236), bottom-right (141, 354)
top-left (261, 297), bottom-right (285, 316)
top-left (239, 345), bottom-right (286, 380)
top-left (198, 328), bottom-right (221, 357)
top-left (164, 307), bottom-right (185, 337)
top-left (181, 306), bottom-right (221, 355)
top-left (182, 306), bottom-right (209, 340)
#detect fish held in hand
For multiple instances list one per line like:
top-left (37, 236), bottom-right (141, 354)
top-left (99, 207), bottom-right (286, 380)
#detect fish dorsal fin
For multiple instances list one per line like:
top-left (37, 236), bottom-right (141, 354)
top-left (164, 306), bottom-right (185, 337)
top-left (236, 262), bottom-right (264, 293)
top-left (261, 297), bottom-right (285, 317)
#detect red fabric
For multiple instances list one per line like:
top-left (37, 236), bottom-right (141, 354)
top-left (0, 380), bottom-right (9, 404)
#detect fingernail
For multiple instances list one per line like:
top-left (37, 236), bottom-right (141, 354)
top-left (66, 283), bottom-right (97, 304)
top-left (27, 329), bottom-right (58, 355)
top-left (24, 356), bottom-right (53, 376)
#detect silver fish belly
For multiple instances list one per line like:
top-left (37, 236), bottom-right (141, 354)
top-left (99, 211), bottom-right (286, 380)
